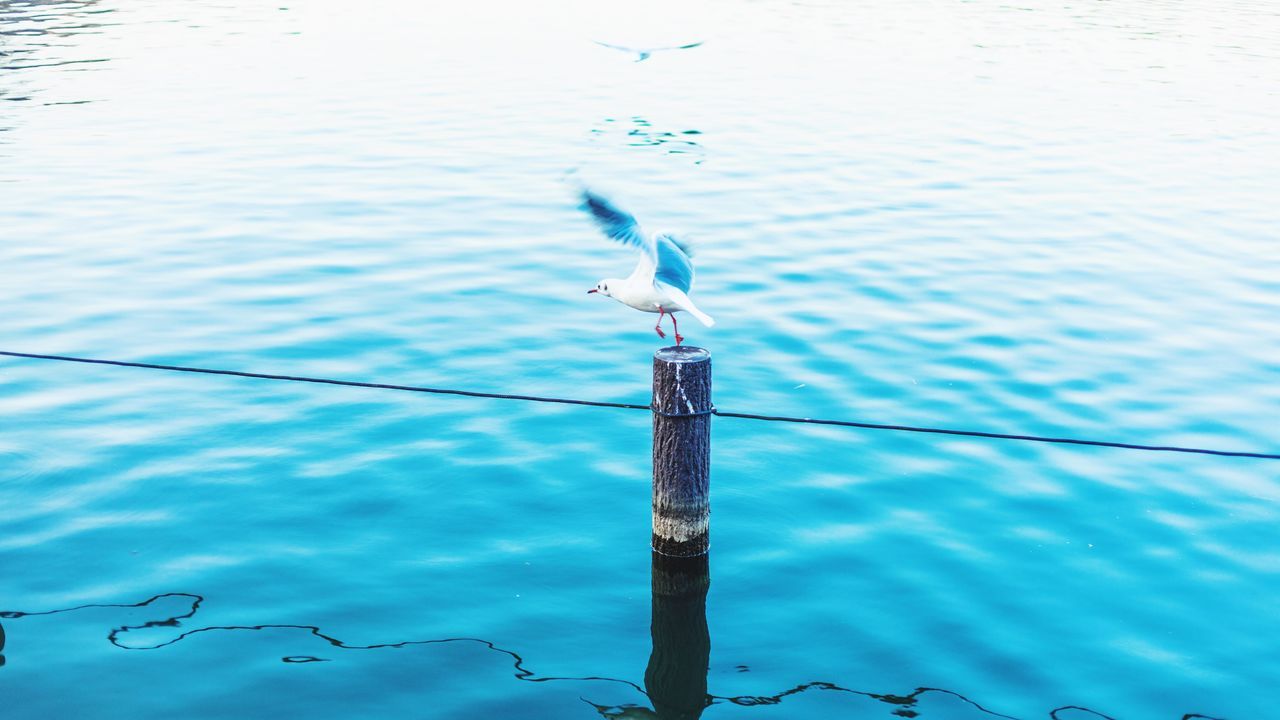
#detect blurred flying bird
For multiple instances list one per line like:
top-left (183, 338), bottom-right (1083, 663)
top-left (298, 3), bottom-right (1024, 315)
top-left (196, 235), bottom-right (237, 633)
top-left (593, 40), bottom-right (704, 62)
top-left (580, 188), bottom-right (714, 345)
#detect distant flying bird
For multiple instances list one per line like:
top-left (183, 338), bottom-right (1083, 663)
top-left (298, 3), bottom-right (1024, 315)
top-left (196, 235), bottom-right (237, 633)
top-left (581, 188), bottom-right (714, 345)
top-left (593, 40), bottom-right (704, 62)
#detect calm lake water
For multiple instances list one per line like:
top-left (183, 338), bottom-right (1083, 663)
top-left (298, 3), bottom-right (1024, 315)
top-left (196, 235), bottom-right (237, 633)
top-left (2, 1), bottom-right (1279, 718)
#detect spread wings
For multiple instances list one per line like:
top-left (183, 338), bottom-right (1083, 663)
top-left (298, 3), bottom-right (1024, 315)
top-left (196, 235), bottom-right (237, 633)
top-left (579, 188), bottom-right (694, 293)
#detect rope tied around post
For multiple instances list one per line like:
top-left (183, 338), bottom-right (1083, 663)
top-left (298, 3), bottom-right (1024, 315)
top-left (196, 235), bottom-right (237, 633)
top-left (651, 404), bottom-right (717, 418)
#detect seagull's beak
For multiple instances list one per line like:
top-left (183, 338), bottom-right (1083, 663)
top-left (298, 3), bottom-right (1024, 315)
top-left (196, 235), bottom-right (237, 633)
top-left (586, 288), bottom-right (598, 294)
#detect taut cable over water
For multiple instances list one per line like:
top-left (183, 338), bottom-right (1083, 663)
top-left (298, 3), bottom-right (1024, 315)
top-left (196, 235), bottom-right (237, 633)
top-left (1, 350), bottom-right (1276, 460)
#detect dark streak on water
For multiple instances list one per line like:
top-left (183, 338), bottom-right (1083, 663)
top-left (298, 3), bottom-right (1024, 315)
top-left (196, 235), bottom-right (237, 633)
top-left (0, 594), bottom-right (1233, 720)
top-left (589, 116), bottom-right (707, 165)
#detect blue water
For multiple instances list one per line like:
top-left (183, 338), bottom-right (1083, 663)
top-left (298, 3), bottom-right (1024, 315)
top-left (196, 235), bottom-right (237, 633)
top-left (2, 1), bottom-right (1279, 718)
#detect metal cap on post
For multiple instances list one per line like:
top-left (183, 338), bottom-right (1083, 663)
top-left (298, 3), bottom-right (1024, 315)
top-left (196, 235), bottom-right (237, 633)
top-left (651, 345), bottom-right (712, 557)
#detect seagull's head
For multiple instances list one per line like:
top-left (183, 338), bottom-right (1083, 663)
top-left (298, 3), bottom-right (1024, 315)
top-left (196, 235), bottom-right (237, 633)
top-left (587, 280), bottom-right (613, 297)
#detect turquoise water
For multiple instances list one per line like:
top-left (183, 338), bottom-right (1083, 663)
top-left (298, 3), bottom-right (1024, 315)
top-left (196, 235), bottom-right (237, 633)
top-left (3, 0), bottom-right (1279, 717)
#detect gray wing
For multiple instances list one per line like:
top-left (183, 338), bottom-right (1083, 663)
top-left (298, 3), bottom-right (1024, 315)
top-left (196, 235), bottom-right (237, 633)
top-left (580, 188), bottom-right (696, 292)
top-left (579, 188), bottom-right (655, 259)
top-left (593, 40), bottom-right (704, 54)
top-left (653, 234), bottom-right (694, 293)
top-left (661, 41), bottom-right (704, 51)
top-left (594, 40), bottom-right (637, 53)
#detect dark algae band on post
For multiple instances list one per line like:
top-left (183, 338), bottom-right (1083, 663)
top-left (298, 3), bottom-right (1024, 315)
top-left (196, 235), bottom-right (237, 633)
top-left (1, 350), bottom-right (1275, 459)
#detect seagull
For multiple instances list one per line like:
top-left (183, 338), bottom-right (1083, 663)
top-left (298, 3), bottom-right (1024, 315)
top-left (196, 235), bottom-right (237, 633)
top-left (581, 188), bottom-right (714, 345)
top-left (593, 40), bottom-right (703, 63)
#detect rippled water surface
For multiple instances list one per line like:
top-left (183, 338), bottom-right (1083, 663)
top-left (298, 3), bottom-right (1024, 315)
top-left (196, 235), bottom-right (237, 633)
top-left (2, 1), bottom-right (1279, 718)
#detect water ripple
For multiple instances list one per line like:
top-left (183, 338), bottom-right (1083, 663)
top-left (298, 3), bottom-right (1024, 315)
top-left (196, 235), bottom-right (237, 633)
top-left (2, 0), bottom-right (1278, 718)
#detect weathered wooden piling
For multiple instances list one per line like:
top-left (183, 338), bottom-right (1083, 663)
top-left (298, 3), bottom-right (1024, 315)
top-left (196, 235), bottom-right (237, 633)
top-left (645, 552), bottom-right (711, 719)
top-left (651, 346), bottom-right (712, 557)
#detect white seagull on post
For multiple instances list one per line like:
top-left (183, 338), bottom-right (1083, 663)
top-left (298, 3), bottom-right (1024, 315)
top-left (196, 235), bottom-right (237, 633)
top-left (581, 188), bottom-right (715, 345)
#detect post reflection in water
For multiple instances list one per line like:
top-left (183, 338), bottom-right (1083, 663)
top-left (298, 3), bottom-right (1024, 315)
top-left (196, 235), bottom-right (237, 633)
top-left (646, 553), bottom-right (711, 720)
top-left (1, 617), bottom-right (7, 668)
top-left (595, 552), bottom-right (712, 720)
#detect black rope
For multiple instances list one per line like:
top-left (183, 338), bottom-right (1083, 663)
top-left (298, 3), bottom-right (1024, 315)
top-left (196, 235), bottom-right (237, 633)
top-left (709, 410), bottom-right (1280, 459)
top-left (2, 350), bottom-right (1277, 460)
top-left (0, 350), bottom-right (650, 412)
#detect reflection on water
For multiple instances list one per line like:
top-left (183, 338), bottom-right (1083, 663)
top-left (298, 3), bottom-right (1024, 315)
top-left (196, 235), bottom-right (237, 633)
top-left (589, 117), bottom-right (707, 164)
top-left (719, 682), bottom-right (1021, 719)
top-left (592, 553), bottom-right (712, 720)
top-left (0, 0), bottom-right (107, 114)
top-left (0, 0), bottom-right (108, 36)
top-left (0, 0), bottom-right (109, 51)
top-left (586, 550), bottom-right (716, 712)
top-left (643, 553), bottom-right (710, 719)
top-left (0, 564), bottom-right (1231, 720)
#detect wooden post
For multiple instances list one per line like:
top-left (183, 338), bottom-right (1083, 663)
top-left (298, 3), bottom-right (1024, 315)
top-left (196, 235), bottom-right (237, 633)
top-left (645, 552), bottom-right (711, 719)
top-left (651, 346), bottom-right (712, 557)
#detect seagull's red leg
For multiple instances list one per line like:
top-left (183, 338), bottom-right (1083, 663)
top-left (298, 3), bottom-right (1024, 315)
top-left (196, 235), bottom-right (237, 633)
top-left (654, 307), bottom-right (667, 339)
top-left (671, 312), bottom-right (684, 345)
